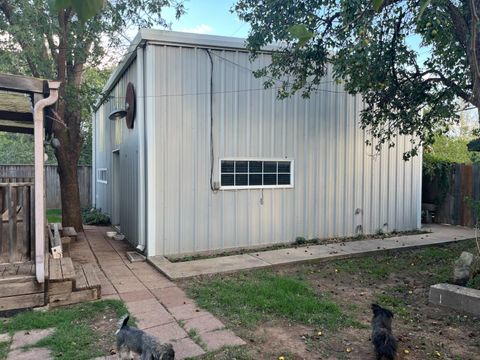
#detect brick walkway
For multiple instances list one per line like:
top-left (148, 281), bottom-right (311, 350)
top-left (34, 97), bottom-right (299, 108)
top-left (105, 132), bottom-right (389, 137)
top-left (83, 226), bottom-right (245, 360)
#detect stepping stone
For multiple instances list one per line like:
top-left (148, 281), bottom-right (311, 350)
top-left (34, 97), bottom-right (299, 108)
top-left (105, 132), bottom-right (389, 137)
top-left (7, 348), bottom-right (52, 360)
top-left (200, 329), bottom-right (246, 351)
top-left (183, 314), bottom-right (225, 334)
top-left (119, 289), bottom-right (153, 303)
top-left (0, 333), bottom-right (10, 343)
top-left (92, 355), bottom-right (117, 360)
top-left (145, 322), bottom-right (188, 343)
top-left (169, 303), bottom-right (210, 321)
top-left (152, 287), bottom-right (193, 308)
top-left (171, 338), bottom-right (205, 360)
top-left (135, 309), bottom-right (175, 330)
top-left (10, 328), bottom-right (55, 350)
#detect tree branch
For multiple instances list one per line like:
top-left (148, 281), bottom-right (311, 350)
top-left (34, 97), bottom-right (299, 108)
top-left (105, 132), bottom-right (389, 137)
top-left (57, 8), bottom-right (68, 83)
top-left (445, 1), bottom-right (468, 51)
top-left (428, 72), bottom-right (472, 102)
top-left (469, 0), bottom-right (480, 103)
top-left (0, 0), bottom-right (40, 77)
top-left (45, 14), bottom-right (58, 64)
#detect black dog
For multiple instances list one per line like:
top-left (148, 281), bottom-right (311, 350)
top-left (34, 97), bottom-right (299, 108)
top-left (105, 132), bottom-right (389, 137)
top-left (371, 303), bottom-right (397, 360)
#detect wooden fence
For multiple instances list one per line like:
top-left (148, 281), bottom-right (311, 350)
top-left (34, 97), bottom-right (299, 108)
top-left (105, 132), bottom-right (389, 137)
top-left (0, 165), bottom-right (91, 209)
top-left (423, 163), bottom-right (480, 226)
top-left (0, 183), bottom-right (34, 263)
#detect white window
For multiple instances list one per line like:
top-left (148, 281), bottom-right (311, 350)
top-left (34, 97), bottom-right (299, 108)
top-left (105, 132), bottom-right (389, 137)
top-left (97, 168), bottom-right (108, 184)
top-left (220, 159), bottom-right (294, 189)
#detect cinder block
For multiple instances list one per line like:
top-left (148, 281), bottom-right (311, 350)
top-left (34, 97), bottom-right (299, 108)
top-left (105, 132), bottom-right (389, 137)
top-left (429, 283), bottom-right (480, 316)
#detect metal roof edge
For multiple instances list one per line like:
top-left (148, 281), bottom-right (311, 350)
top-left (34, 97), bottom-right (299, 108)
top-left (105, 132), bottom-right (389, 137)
top-left (93, 30), bottom-right (145, 111)
top-left (93, 29), bottom-right (280, 111)
top-left (138, 28), bottom-right (279, 51)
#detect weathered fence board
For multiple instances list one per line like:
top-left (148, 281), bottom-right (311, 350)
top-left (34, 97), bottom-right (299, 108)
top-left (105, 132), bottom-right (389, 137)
top-left (0, 165), bottom-right (91, 209)
top-left (427, 164), bottom-right (480, 226)
top-left (0, 183), bottom-right (34, 263)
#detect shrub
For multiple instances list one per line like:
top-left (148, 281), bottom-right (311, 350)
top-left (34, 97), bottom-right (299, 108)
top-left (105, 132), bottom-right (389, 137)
top-left (295, 236), bottom-right (306, 245)
top-left (466, 274), bottom-right (480, 290)
top-left (422, 154), bottom-right (453, 207)
top-left (81, 207), bottom-right (110, 225)
top-left (427, 135), bottom-right (473, 164)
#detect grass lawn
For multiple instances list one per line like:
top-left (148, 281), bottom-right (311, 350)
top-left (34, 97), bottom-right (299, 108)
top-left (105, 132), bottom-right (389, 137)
top-left (188, 271), bottom-right (360, 330)
top-left (183, 240), bottom-right (480, 360)
top-left (0, 342), bottom-right (8, 360)
top-left (0, 300), bottom-right (128, 360)
top-left (46, 208), bottom-right (62, 224)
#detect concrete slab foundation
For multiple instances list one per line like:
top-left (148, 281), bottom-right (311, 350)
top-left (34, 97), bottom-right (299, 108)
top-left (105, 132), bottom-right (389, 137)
top-left (149, 225), bottom-right (475, 280)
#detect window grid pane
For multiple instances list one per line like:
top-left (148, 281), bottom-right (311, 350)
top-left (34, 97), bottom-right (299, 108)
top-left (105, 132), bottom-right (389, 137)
top-left (220, 160), bottom-right (292, 188)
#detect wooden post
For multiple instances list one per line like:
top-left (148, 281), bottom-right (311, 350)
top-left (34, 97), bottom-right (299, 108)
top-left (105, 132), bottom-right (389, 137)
top-left (33, 93), bottom-right (45, 281)
top-left (33, 81), bottom-right (60, 284)
top-left (22, 185), bottom-right (30, 259)
top-left (7, 184), bottom-right (17, 262)
top-left (30, 184), bottom-right (35, 262)
top-left (0, 186), bottom-right (3, 259)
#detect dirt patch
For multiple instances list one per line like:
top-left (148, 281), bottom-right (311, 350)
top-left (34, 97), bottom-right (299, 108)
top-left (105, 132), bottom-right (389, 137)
top-left (281, 261), bottom-right (480, 359)
top-left (253, 323), bottom-right (311, 359)
top-left (190, 242), bottom-right (480, 360)
top-left (89, 308), bottom-right (118, 357)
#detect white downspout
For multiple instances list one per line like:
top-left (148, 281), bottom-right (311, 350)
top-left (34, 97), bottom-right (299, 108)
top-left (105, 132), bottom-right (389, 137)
top-left (416, 147), bottom-right (423, 230)
top-left (137, 45), bottom-right (146, 253)
top-left (92, 112), bottom-right (96, 208)
top-left (34, 81), bottom-right (60, 283)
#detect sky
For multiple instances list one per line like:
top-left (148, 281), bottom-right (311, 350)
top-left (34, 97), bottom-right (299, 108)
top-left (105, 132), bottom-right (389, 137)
top-left (159, 0), bottom-right (250, 38)
top-left (147, 1), bottom-right (431, 60)
top-left (106, 1), bottom-right (250, 66)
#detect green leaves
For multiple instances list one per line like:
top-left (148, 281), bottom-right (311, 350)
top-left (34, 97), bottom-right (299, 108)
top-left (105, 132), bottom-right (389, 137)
top-left (50, 0), bottom-right (105, 22)
top-left (373, 0), bottom-right (431, 18)
top-left (418, 0), bottom-right (431, 19)
top-left (288, 24), bottom-right (313, 47)
top-left (237, 0), bottom-right (475, 160)
top-left (372, 0), bottom-right (384, 12)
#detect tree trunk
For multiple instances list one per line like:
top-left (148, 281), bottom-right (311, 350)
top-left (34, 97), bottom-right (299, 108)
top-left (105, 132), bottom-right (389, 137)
top-left (54, 94), bottom-right (84, 232)
top-left (57, 155), bottom-right (83, 231)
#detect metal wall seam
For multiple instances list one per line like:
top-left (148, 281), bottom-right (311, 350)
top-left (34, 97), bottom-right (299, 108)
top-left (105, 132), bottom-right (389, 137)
top-left (98, 43), bottom-right (422, 257)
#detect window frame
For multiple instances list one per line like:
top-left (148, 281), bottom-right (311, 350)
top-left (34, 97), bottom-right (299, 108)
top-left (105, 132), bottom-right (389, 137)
top-left (96, 168), bottom-right (108, 184)
top-left (218, 158), bottom-right (294, 190)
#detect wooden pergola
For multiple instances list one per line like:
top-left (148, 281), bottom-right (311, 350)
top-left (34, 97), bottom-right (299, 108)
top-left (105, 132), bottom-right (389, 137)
top-left (0, 74), bottom-right (103, 312)
top-left (0, 73), bottom-right (60, 285)
top-left (0, 74), bottom-right (49, 133)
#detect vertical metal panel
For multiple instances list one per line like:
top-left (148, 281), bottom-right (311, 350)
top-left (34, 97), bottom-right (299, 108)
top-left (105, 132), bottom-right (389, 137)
top-left (142, 45), bottom-right (423, 256)
top-left (93, 43), bottom-right (422, 256)
top-left (93, 60), bottom-right (139, 246)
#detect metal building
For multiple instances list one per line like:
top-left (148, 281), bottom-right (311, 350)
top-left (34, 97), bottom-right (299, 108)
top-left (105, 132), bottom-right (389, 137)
top-left (92, 29), bottom-right (422, 257)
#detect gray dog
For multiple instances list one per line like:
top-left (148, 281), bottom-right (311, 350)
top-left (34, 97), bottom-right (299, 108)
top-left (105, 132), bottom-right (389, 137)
top-left (116, 314), bottom-right (175, 360)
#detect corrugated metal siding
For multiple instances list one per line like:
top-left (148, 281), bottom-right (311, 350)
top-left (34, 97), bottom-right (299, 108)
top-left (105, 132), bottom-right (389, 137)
top-left (144, 44), bottom-right (422, 256)
top-left (94, 60), bottom-right (139, 246)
